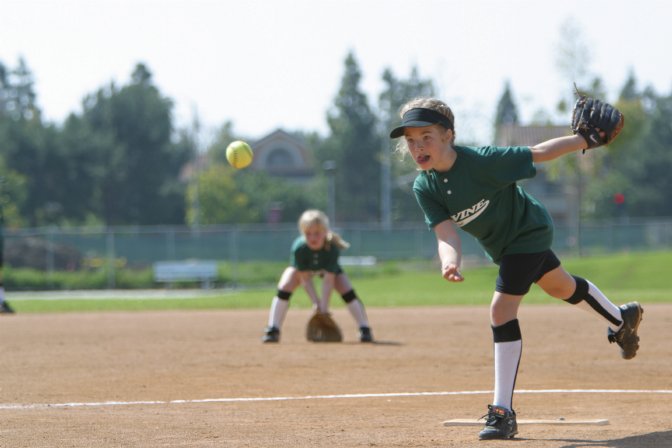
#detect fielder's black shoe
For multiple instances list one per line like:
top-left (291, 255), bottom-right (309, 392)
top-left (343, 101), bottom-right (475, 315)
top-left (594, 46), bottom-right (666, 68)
top-left (608, 301), bottom-right (643, 360)
top-left (359, 326), bottom-right (373, 343)
top-left (262, 326), bottom-right (280, 343)
top-left (0, 301), bottom-right (15, 314)
top-left (478, 405), bottom-right (518, 440)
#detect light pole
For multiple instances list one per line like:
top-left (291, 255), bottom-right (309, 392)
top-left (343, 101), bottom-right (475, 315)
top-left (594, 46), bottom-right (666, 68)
top-left (381, 140), bottom-right (392, 231)
top-left (190, 107), bottom-right (202, 229)
top-left (323, 160), bottom-right (336, 225)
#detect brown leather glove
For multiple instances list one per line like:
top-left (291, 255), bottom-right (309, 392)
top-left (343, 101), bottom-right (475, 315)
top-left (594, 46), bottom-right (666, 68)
top-left (306, 312), bottom-right (343, 342)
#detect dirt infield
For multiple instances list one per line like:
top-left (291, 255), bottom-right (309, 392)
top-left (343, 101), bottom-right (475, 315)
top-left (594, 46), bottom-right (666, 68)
top-left (1, 304), bottom-right (671, 447)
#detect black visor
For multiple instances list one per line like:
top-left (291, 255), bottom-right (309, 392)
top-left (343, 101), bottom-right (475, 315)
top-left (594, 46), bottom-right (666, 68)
top-left (389, 108), bottom-right (453, 139)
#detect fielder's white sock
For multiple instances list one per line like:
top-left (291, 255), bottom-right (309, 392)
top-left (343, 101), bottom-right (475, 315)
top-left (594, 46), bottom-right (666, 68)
top-left (567, 277), bottom-right (623, 332)
top-left (346, 299), bottom-right (369, 328)
top-left (267, 297), bottom-right (289, 328)
top-left (493, 340), bottom-right (522, 411)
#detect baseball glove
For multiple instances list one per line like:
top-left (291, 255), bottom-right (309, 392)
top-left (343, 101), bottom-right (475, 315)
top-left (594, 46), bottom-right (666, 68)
top-left (306, 312), bottom-right (343, 342)
top-left (571, 88), bottom-right (624, 150)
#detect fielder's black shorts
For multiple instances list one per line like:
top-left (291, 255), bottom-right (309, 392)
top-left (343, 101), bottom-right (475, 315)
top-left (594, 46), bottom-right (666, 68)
top-left (495, 249), bottom-right (561, 295)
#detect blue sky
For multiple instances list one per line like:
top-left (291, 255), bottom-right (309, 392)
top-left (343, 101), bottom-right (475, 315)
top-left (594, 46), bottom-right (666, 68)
top-left (1, 0), bottom-right (670, 145)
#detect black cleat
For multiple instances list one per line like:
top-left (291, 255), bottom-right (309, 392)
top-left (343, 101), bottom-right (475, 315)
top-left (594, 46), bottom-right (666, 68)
top-left (478, 405), bottom-right (518, 440)
top-left (359, 326), bottom-right (373, 343)
top-left (608, 302), bottom-right (643, 359)
top-left (0, 301), bottom-right (15, 314)
top-left (262, 326), bottom-right (280, 343)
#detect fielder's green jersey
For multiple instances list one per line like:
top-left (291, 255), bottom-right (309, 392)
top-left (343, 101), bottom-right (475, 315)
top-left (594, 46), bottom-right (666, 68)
top-left (413, 145), bottom-right (553, 264)
top-left (290, 236), bottom-right (341, 273)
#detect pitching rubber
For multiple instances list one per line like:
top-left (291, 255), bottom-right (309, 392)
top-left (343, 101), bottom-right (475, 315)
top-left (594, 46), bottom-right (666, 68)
top-left (443, 418), bottom-right (609, 426)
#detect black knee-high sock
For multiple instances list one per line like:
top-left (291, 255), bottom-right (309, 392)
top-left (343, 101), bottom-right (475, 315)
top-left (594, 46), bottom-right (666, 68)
top-left (565, 276), bottom-right (622, 330)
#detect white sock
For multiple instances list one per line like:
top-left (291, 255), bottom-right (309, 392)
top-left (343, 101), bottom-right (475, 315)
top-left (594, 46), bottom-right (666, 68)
top-left (493, 340), bottom-right (522, 411)
top-left (267, 297), bottom-right (289, 328)
top-left (346, 299), bottom-right (369, 328)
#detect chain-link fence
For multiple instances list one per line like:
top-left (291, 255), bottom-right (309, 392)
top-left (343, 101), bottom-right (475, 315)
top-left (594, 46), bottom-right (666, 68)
top-left (5, 218), bottom-right (672, 287)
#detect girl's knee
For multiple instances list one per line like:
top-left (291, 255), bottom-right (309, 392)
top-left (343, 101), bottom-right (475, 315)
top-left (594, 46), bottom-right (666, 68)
top-left (490, 293), bottom-right (522, 325)
top-left (541, 280), bottom-right (576, 299)
top-left (341, 290), bottom-right (357, 303)
top-left (278, 267), bottom-right (300, 289)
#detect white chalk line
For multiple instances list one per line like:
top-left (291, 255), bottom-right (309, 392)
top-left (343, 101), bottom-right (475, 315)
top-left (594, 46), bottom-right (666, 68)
top-left (0, 389), bottom-right (670, 411)
top-left (8, 289), bottom-right (231, 301)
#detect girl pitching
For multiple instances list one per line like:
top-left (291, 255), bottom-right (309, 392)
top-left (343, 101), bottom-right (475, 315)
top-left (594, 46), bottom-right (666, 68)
top-left (389, 97), bottom-right (642, 440)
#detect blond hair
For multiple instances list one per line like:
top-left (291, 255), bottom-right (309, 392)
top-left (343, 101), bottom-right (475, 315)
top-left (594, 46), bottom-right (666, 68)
top-left (394, 97), bottom-right (456, 157)
top-left (298, 209), bottom-right (350, 250)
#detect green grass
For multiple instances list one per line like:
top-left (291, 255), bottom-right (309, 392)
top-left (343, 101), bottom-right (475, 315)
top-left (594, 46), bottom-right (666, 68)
top-left (9, 250), bottom-right (672, 313)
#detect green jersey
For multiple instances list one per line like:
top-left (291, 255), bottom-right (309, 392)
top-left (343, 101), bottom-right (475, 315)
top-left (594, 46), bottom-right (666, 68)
top-left (413, 145), bottom-right (553, 264)
top-left (290, 236), bottom-right (341, 273)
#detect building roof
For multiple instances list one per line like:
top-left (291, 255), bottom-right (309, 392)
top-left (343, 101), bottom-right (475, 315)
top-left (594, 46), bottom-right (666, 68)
top-left (250, 129), bottom-right (315, 179)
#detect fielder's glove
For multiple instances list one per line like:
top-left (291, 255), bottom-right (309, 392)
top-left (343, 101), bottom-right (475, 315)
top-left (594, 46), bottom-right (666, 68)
top-left (306, 312), bottom-right (343, 342)
top-left (571, 88), bottom-right (624, 150)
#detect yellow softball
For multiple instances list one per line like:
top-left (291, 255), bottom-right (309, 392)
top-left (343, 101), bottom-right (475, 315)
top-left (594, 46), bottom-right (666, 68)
top-left (225, 140), bottom-right (254, 169)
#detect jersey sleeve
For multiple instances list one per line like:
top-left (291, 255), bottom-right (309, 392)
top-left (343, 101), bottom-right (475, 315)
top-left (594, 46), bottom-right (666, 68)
top-left (290, 238), bottom-right (310, 270)
top-left (413, 174), bottom-right (452, 229)
top-left (481, 146), bottom-right (536, 185)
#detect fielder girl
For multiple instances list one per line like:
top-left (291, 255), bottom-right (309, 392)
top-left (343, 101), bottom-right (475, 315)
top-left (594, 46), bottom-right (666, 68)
top-left (389, 97), bottom-right (642, 440)
top-left (262, 209), bottom-right (373, 343)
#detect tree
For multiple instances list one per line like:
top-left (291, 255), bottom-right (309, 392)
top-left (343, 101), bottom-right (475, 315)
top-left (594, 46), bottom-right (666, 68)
top-left (187, 163), bottom-right (323, 225)
top-left (59, 113), bottom-right (117, 224)
top-left (189, 123), bottom-right (326, 225)
top-left (583, 75), bottom-right (659, 220)
top-left (0, 58), bottom-right (69, 226)
top-left (186, 164), bottom-right (258, 225)
top-left (0, 157), bottom-right (27, 227)
top-left (611, 73), bottom-right (649, 154)
top-left (493, 80), bottom-right (520, 144)
top-left (378, 66), bottom-right (435, 132)
top-left (0, 61), bottom-right (8, 116)
top-left (74, 63), bottom-right (193, 225)
top-left (207, 121), bottom-right (240, 165)
top-left (378, 66), bottom-right (435, 223)
top-left (235, 171), bottom-right (325, 224)
top-left (319, 51), bottom-right (381, 222)
top-left (0, 57), bottom-right (40, 121)
top-left (619, 69), bottom-right (639, 101)
top-left (7, 58), bottom-right (40, 121)
top-left (618, 91), bottom-right (672, 217)
top-left (554, 18), bottom-right (591, 116)
top-left (494, 80), bottom-right (519, 127)
top-left (551, 21), bottom-right (613, 245)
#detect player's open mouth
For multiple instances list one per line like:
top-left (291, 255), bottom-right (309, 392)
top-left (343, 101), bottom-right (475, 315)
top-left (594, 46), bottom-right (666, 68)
top-left (416, 154), bottom-right (430, 164)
